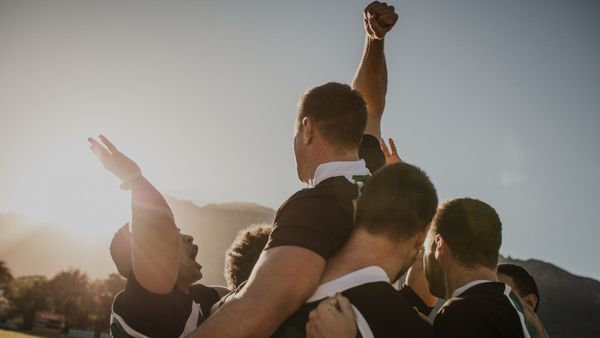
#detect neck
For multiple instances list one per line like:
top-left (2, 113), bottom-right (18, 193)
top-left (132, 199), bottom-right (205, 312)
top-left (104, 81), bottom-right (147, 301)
top-left (321, 229), bottom-right (412, 284)
top-left (177, 280), bottom-right (190, 294)
top-left (304, 146), bottom-right (359, 183)
top-left (444, 263), bottom-right (498, 298)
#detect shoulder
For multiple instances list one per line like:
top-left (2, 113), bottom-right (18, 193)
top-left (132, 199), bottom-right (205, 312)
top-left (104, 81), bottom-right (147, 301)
top-left (276, 178), bottom-right (357, 217)
top-left (433, 297), bottom-right (476, 337)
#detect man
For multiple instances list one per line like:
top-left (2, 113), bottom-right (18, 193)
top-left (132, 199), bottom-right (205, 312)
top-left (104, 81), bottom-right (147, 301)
top-left (423, 198), bottom-right (540, 338)
top-left (272, 162), bottom-right (438, 338)
top-left (497, 263), bottom-right (540, 312)
top-left (190, 2), bottom-right (398, 337)
top-left (89, 136), bottom-right (226, 337)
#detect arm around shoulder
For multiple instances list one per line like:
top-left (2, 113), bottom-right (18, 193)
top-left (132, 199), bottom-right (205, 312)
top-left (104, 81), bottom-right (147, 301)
top-left (189, 246), bottom-right (326, 338)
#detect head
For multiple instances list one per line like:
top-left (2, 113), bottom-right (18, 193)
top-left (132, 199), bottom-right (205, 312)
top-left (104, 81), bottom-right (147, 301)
top-left (224, 223), bottom-right (272, 289)
top-left (497, 263), bottom-right (540, 312)
top-left (424, 198), bottom-right (502, 298)
top-left (110, 224), bottom-right (203, 289)
top-left (294, 82), bottom-right (367, 182)
top-left (354, 162), bottom-right (438, 282)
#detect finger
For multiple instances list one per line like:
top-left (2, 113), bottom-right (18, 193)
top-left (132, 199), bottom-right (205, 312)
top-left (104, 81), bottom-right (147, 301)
top-left (335, 293), bottom-right (355, 317)
top-left (372, 5), bottom-right (395, 18)
top-left (365, 1), bottom-right (383, 16)
top-left (88, 137), bottom-right (111, 160)
top-left (389, 138), bottom-right (398, 156)
top-left (368, 19), bottom-right (385, 39)
top-left (380, 138), bottom-right (391, 157)
top-left (99, 134), bottom-right (119, 154)
top-left (378, 13), bottom-right (399, 28)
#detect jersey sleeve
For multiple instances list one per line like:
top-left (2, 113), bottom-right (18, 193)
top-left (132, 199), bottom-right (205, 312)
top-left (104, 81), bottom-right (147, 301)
top-left (359, 134), bottom-right (385, 174)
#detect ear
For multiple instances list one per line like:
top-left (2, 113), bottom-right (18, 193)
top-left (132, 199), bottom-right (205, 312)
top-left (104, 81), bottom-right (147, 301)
top-left (301, 117), bottom-right (313, 144)
top-left (434, 234), bottom-right (445, 260)
top-left (522, 293), bottom-right (538, 311)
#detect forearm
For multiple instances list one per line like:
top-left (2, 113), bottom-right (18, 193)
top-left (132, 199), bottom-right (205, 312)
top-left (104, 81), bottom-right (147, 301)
top-left (191, 295), bottom-right (271, 338)
top-left (352, 36), bottom-right (387, 138)
top-left (130, 176), bottom-right (180, 293)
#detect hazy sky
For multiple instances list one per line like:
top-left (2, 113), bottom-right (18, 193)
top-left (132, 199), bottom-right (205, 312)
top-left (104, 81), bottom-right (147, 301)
top-left (1, 0), bottom-right (599, 279)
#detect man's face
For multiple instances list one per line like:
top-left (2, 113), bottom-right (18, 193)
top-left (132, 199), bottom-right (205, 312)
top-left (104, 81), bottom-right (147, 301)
top-left (423, 229), bottom-right (446, 298)
top-left (178, 234), bottom-right (202, 285)
top-left (498, 273), bottom-right (537, 311)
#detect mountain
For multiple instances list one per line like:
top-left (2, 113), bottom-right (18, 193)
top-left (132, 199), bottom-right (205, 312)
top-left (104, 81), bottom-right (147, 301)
top-left (0, 200), bottom-right (274, 285)
top-left (499, 256), bottom-right (600, 338)
top-left (165, 198), bottom-right (275, 285)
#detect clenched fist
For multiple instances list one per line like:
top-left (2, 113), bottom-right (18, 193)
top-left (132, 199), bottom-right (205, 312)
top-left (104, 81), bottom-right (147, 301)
top-left (364, 1), bottom-right (399, 40)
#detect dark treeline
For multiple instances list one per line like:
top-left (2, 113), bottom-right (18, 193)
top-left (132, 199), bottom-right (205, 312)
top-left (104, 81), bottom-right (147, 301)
top-left (0, 260), bottom-right (125, 332)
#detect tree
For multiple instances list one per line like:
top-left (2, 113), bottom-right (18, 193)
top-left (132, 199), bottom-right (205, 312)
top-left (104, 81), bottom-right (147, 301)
top-left (5, 275), bottom-right (50, 328)
top-left (0, 261), bottom-right (13, 289)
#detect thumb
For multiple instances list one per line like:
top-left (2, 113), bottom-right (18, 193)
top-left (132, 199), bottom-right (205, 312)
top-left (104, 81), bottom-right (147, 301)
top-left (335, 293), bottom-right (354, 317)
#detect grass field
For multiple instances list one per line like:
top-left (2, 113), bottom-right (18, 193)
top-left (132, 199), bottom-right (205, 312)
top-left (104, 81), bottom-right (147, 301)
top-left (0, 330), bottom-right (42, 338)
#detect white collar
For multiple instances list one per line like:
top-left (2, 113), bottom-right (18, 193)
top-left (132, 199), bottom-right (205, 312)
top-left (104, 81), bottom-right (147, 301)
top-left (309, 159), bottom-right (370, 188)
top-left (307, 266), bottom-right (390, 303)
top-left (451, 279), bottom-right (493, 298)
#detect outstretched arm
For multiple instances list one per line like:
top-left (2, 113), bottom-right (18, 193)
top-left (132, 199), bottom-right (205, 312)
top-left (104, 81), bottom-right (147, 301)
top-left (89, 135), bottom-right (180, 294)
top-left (352, 1), bottom-right (398, 139)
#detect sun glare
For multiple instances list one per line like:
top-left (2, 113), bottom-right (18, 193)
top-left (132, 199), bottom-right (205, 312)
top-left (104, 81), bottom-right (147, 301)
top-left (10, 138), bottom-right (131, 238)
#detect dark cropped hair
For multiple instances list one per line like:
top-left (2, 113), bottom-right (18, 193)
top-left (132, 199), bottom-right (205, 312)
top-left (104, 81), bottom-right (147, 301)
top-left (432, 198), bottom-right (502, 269)
top-left (498, 263), bottom-right (540, 312)
top-left (355, 163), bottom-right (438, 240)
top-left (298, 82), bottom-right (367, 151)
top-left (224, 223), bottom-right (272, 289)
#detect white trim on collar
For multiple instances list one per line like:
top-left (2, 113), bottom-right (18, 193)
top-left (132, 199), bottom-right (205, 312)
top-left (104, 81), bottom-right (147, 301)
top-left (307, 266), bottom-right (390, 303)
top-left (309, 159), bottom-right (370, 188)
top-left (451, 279), bottom-right (493, 298)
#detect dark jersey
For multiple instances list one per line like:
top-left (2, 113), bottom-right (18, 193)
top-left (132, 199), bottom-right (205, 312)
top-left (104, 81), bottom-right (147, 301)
top-left (272, 281), bottom-right (432, 338)
top-left (110, 273), bottom-right (219, 338)
top-left (399, 283), bottom-right (435, 316)
top-left (434, 282), bottom-right (535, 338)
top-left (265, 134), bottom-right (385, 259)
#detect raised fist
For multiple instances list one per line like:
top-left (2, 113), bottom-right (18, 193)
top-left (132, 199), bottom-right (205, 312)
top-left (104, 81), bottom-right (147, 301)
top-left (364, 1), bottom-right (399, 40)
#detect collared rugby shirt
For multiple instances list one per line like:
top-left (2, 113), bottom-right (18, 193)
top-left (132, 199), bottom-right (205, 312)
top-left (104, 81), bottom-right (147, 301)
top-left (272, 266), bottom-right (433, 338)
top-left (434, 281), bottom-right (537, 338)
top-left (110, 273), bottom-right (219, 338)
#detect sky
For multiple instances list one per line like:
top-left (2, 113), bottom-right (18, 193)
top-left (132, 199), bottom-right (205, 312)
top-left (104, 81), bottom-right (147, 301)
top-left (0, 0), bottom-right (599, 279)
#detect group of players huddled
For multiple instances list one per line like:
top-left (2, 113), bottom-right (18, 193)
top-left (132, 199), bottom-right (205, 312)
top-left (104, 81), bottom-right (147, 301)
top-left (88, 2), bottom-right (549, 337)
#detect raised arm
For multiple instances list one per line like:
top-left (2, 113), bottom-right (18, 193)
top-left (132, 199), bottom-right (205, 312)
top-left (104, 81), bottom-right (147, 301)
top-left (89, 135), bottom-right (180, 294)
top-left (189, 246), bottom-right (325, 338)
top-left (352, 1), bottom-right (398, 139)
